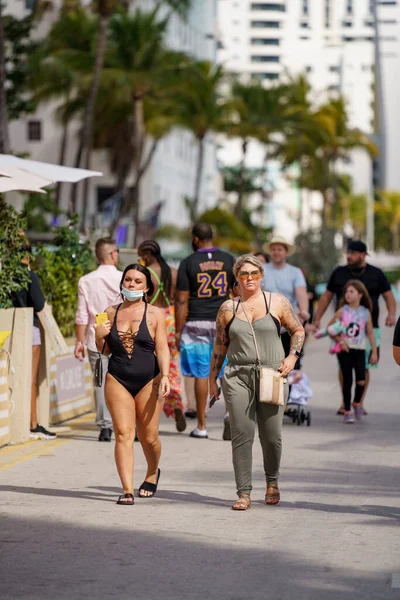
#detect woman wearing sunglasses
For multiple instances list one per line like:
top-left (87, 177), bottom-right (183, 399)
top-left (209, 254), bottom-right (305, 510)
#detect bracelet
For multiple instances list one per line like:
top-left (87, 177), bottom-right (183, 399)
top-left (161, 374), bottom-right (170, 379)
top-left (75, 340), bottom-right (84, 346)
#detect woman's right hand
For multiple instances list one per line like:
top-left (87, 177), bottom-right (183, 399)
top-left (339, 339), bottom-right (350, 353)
top-left (208, 379), bottom-right (220, 404)
top-left (94, 321), bottom-right (111, 340)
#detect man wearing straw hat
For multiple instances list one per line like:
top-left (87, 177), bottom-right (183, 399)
top-left (262, 235), bottom-right (310, 368)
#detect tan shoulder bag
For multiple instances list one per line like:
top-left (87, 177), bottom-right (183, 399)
top-left (241, 295), bottom-right (285, 406)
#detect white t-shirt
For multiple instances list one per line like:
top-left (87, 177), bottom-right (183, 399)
top-left (262, 263), bottom-right (306, 309)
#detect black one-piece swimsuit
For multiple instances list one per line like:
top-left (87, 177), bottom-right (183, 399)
top-left (107, 301), bottom-right (160, 397)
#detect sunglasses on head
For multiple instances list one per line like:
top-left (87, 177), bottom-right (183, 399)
top-left (237, 270), bottom-right (262, 280)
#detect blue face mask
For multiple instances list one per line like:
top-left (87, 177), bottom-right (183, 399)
top-left (121, 287), bottom-right (144, 301)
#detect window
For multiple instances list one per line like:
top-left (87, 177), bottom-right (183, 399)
top-left (305, 66), bottom-right (312, 72)
top-left (251, 55), bottom-right (280, 62)
top-left (251, 38), bottom-right (280, 45)
top-left (325, 0), bottom-right (331, 27)
top-left (379, 19), bottom-right (398, 24)
top-left (346, 0), bottom-right (353, 15)
top-left (378, 1), bottom-right (397, 5)
top-left (329, 65), bottom-right (340, 72)
top-left (25, 0), bottom-right (35, 8)
top-left (251, 72), bottom-right (279, 80)
top-left (302, 0), bottom-right (309, 16)
top-left (27, 120), bottom-right (42, 141)
top-left (251, 3), bottom-right (285, 10)
top-left (251, 20), bottom-right (280, 28)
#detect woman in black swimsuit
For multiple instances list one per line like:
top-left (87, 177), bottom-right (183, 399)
top-left (95, 264), bottom-right (170, 505)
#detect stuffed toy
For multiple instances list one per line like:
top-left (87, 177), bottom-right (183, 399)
top-left (314, 320), bottom-right (346, 354)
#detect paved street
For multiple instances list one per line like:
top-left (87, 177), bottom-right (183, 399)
top-left (1, 319), bottom-right (400, 600)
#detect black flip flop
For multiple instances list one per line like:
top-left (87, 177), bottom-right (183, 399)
top-left (138, 468), bottom-right (161, 498)
top-left (117, 493), bottom-right (134, 505)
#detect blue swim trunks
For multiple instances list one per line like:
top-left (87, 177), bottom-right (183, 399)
top-left (180, 320), bottom-right (226, 378)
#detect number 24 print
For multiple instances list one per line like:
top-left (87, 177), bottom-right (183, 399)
top-left (197, 272), bottom-right (228, 297)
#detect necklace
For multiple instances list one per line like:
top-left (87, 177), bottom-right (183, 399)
top-left (240, 292), bottom-right (264, 310)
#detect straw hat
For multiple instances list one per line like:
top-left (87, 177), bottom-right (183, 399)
top-left (263, 235), bottom-right (295, 256)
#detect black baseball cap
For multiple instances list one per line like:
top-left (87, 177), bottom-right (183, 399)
top-left (347, 240), bottom-right (369, 254)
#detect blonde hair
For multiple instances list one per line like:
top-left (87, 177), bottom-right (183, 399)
top-left (233, 254), bottom-right (264, 280)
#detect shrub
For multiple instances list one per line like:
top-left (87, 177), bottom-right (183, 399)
top-left (0, 198), bottom-right (31, 308)
top-left (35, 221), bottom-right (96, 337)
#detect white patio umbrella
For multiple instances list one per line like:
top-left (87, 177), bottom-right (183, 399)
top-left (0, 154), bottom-right (102, 184)
top-left (0, 177), bottom-right (47, 193)
top-left (0, 165), bottom-right (53, 193)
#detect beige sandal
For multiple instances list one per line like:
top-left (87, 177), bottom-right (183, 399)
top-left (265, 483), bottom-right (280, 506)
top-left (232, 493), bottom-right (251, 511)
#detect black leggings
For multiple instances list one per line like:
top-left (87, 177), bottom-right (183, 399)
top-left (337, 349), bottom-right (366, 412)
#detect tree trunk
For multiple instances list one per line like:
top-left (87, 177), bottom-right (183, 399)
top-left (73, 14), bottom-right (109, 221)
top-left (55, 119), bottom-right (69, 208)
top-left (331, 160), bottom-right (339, 228)
top-left (234, 138), bottom-right (248, 220)
top-left (321, 190), bottom-right (330, 231)
top-left (69, 136), bottom-right (84, 214)
top-left (0, 3), bottom-right (10, 153)
top-left (110, 138), bottom-right (159, 237)
top-left (132, 94), bottom-right (146, 247)
top-left (192, 135), bottom-right (205, 222)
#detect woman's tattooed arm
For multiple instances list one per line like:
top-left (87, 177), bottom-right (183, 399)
top-left (210, 301), bottom-right (233, 380)
top-left (279, 295), bottom-right (305, 353)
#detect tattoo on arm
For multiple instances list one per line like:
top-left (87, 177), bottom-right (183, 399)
top-left (291, 333), bottom-right (304, 353)
top-left (215, 303), bottom-right (232, 348)
top-left (280, 297), bottom-right (305, 352)
top-left (209, 303), bottom-right (231, 377)
top-left (212, 352), bottom-right (226, 375)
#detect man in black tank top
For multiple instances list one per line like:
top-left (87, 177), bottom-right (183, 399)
top-left (175, 223), bottom-right (235, 438)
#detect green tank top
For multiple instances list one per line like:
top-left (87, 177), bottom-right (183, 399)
top-left (147, 267), bottom-right (171, 307)
top-left (227, 293), bottom-right (284, 370)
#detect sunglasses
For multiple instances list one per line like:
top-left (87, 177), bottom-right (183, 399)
top-left (237, 270), bottom-right (262, 280)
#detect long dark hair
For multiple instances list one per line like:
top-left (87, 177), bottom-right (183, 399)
top-left (138, 240), bottom-right (171, 298)
top-left (339, 279), bottom-right (372, 313)
top-left (120, 263), bottom-right (154, 299)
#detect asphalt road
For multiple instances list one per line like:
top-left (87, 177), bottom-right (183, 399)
top-left (1, 319), bottom-right (400, 599)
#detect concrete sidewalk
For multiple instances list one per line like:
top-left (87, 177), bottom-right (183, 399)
top-left (1, 323), bottom-right (400, 599)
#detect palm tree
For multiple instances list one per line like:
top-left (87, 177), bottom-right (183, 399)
top-left (313, 97), bottom-right (378, 226)
top-left (98, 8), bottom-right (185, 243)
top-left (172, 61), bottom-right (232, 221)
top-left (28, 6), bottom-right (96, 207)
top-left (92, 81), bottom-right (180, 233)
top-left (278, 96), bottom-right (378, 231)
top-left (228, 82), bottom-right (277, 219)
top-left (76, 0), bottom-right (192, 213)
top-left (374, 191), bottom-right (400, 252)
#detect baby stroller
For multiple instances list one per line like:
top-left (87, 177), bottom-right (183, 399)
top-left (285, 371), bottom-right (312, 426)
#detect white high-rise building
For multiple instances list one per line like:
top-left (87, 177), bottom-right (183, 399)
top-left (217, 0), bottom-right (400, 239)
top-left (6, 0), bottom-right (218, 237)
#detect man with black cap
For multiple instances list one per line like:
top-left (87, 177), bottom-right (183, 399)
top-left (313, 240), bottom-right (396, 414)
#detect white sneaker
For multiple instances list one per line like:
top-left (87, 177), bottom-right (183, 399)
top-left (343, 412), bottom-right (355, 424)
top-left (189, 428), bottom-right (208, 438)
